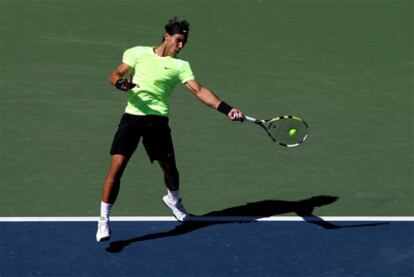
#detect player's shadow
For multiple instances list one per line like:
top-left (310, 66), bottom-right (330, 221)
top-left (105, 195), bottom-right (386, 253)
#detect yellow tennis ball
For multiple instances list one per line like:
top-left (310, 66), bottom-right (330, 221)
top-left (288, 128), bottom-right (297, 137)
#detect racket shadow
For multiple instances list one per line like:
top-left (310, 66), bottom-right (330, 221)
top-left (105, 195), bottom-right (385, 253)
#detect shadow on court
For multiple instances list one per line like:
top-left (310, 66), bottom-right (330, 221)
top-left (106, 196), bottom-right (387, 253)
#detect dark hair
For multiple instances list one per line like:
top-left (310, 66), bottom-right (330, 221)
top-left (162, 17), bottom-right (190, 42)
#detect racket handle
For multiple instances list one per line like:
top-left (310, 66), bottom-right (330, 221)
top-left (243, 115), bottom-right (257, 123)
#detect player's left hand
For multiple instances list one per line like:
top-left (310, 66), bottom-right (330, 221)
top-left (115, 74), bottom-right (137, 91)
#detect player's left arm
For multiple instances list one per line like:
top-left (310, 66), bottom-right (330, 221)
top-left (108, 63), bottom-right (137, 91)
top-left (185, 79), bottom-right (243, 121)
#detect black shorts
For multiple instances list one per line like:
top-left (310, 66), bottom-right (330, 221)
top-left (110, 113), bottom-right (174, 162)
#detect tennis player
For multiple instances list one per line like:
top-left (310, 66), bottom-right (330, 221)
top-left (96, 17), bottom-right (243, 242)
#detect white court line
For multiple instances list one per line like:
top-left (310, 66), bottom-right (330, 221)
top-left (0, 216), bottom-right (413, 222)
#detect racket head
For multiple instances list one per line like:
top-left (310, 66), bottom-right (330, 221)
top-left (262, 115), bottom-right (309, 147)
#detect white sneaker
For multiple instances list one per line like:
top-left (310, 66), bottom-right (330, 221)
top-left (162, 195), bottom-right (190, 222)
top-left (96, 217), bottom-right (111, 242)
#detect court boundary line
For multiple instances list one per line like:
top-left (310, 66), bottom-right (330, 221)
top-left (0, 216), bottom-right (413, 222)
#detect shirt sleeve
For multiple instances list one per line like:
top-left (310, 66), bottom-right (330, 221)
top-left (179, 61), bottom-right (195, 84)
top-left (122, 47), bottom-right (140, 67)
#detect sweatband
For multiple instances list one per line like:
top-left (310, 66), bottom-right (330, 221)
top-left (115, 79), bottom-right (132, 91)
top-left (217, 101), bottom-right (233, 115)
top-left (166, 25), bottom-right (189, 37)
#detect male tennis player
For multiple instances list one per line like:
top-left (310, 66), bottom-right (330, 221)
top-left (96, 17), bottom-right (243, 242)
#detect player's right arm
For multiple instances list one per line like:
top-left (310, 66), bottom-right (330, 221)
top-left (108, 63), bottom-right (136, 91)
top-left (185, 79), bottom-right (243, 121)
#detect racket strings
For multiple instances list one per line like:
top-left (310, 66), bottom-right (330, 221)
top-left (267, 118), bottom-right (308, 146)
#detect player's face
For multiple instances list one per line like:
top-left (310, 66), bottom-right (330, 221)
top-left (165, 34), bottom-right (187, 56)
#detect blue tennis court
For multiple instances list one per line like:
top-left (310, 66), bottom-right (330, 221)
top-left (1, 219), bottom-right (413, 276)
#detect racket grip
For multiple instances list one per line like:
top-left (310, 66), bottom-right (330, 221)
top-left (243, 115), bottom-right (257, 123)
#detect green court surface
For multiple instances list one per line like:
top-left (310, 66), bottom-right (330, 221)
top-left (0, 0), bottom-right (412, 217)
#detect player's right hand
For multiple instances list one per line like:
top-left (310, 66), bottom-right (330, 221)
top-left (228, 109), bottom-right (244, 122)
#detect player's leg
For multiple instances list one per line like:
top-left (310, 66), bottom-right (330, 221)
top-left (101, 154), bottom-right (129, 204)
top-left (159, 154), bottom-right (181, 203)
top-left (158, 154), bottom-right (179, 192)
top-left (102, 113), bottom-right (141, 208)
top-left (142, 116), bottom-right (189, 222)
top-left (96, 154), bottom-right (129, 242)
top-left (158, 156), bottom-right (189, 222)
top-left (97, 114), bottom-right (141, 242)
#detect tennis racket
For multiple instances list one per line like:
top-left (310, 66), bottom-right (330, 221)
top-left (243, 114), bottom-right (309, 147)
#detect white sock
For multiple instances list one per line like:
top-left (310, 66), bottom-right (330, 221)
top-left (100, 201), bottom-right (112, 220)
top-left (167, 189), bottom-right (180, 203)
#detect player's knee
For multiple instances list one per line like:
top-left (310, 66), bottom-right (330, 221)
top-left (108, 155), bottom-right (128, 178)
top-left (112, 154), bottom-right (128, 166)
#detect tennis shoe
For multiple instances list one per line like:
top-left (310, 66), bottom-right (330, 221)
top-left (162, 195), bottom-right (189, 222)
top-left (96, 217), bottom-right (111, 242)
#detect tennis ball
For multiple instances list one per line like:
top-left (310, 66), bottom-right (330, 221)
top-left (288, 128), bottom-right (297, 137)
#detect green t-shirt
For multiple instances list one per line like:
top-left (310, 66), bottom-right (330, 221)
top-left (122, 46), bottom-right (195, 116)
